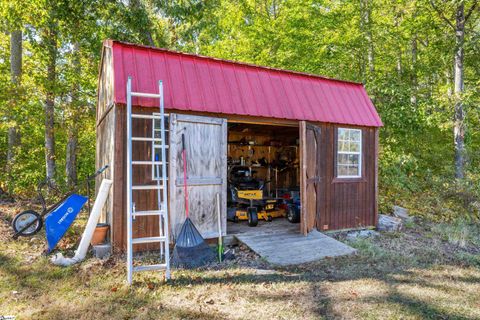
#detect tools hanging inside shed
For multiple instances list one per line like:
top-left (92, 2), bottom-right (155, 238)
top-left (226, 123), bottom-right (301, 227)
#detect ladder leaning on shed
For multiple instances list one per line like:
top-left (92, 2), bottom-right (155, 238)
top-left (126, 77), bottom-right (170, 284)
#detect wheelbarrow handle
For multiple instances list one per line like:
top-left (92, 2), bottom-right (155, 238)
top-left (88, 165), bottom-right (109, 180)
top-left (96, 165), bottom-right (109, 176)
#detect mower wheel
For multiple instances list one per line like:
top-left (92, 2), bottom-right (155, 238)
top-left (247, 208), bottom-right (258, 227)
top-left (267, 215), bottom-right (273, 222)
top-left (12, 210), bottom-right (43, 237)
top-left (286, 205), bottom-right (300, 223)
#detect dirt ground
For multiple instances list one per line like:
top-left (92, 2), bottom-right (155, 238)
top-left (1, 201), bottom-right (480, 320)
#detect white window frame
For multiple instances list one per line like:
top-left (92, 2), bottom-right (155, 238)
top-left (151, 113), bottom-right (169, 181)
top-left (336, 128), bottom-right (362, 178)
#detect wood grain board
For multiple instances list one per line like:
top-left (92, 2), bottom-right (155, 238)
top-left (169, 114), bottom-right (227, 240)
top-left (95, 45), bottom-right (115, 229)
top-left (233, 219), bottom-right (356, 266)
top-left (317, 123), bottom-right (377, 231)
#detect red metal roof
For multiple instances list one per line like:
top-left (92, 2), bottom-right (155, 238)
top-left (108, 40), bottom-right (382, 127)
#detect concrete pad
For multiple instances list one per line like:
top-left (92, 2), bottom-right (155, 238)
top-left (231, 220), bottom-right (356, 266)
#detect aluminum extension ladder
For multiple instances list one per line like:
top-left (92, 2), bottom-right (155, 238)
top-left (126, 76), bottom-right (170, 284)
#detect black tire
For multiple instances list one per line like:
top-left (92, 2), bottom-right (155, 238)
top-left (233, 215), bottom-right (239, 223)
top-left (286, 206), bottom-right (300, 223)
top-left (12, 210), bottom-right (43, 237)
top-left (267, 215), bottom-right (273, 222)
top-left (247, 208), bottom-right (258, 227)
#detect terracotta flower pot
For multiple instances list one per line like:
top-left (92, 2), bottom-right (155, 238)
top-left (91, 223), bottom-right (109, 245)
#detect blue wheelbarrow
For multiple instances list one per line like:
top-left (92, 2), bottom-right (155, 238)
top-left (11, 165), bottom-right (109, 253)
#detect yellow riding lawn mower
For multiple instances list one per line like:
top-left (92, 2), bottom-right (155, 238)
top-left (227, 166), bottom-right (285, 227)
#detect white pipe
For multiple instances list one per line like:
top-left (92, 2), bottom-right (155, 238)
top-left (51, 179), bottom-right (113, 266)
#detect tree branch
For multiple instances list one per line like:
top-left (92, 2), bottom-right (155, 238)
top-left (465, 0), bottom-right (478, 22)
top-left (429, 0), bottom-right (455, 29)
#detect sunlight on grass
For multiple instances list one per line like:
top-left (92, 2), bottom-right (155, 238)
top-left (431, 219), bottom-right (480, 248)
top-left (2, 205), bottom-right (480, 319)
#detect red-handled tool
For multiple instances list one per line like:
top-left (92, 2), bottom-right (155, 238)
top-left (182, 133), bottom-right (189, 218)
top-left (172, 131), bottom-right (216, 268)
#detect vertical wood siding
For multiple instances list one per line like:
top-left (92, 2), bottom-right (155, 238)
top-left (95, 108), bottom-right (115, 225)
top-left (95, 45), bottom-right (115, 232)
top-left (105, 108), bottom-right (378, 251)
top-left (111, 106), bottom-right (165, 251)
top-left (316, 123), bottom-right (377, 231)
top-left (96, 46), bottom-right (114, 121)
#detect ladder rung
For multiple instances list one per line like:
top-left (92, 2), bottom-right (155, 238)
top-left (132, 185), bottom-right (164, 190)
top-left (131, 92), bottom-right (161, 98)
top-left (132, 236), bottom-right (166, 244)
top-left (132, 137), bottom-right (162, 142)
top-left (133, 210), bottom-right (165, 217)
top-left (131, 114), bottom-right (161, 120)
top-left (133, 264), bottom-right (167, 272)
top-left (132, 161), bottom-right (165, 165)
top-left (126, 77), bottom-right (171, 284)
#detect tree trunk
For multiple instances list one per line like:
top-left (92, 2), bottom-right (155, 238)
top-left (43, 26), bottom-right (57, 182)
top-left (394, 14), bottom-right (402, 77)
top-left (66, 42), bottom-right (80, 187)
top-left (66, 130), bottom-right (78, 186)
top-left (454, 3), bottom-right (465, 180)
top-left (360, 0), bottom-right (374, 76)
top-left (10, 30), bottom-right (22, 83)
top-left (7, 30), bottom-right (22, 165)
top-left (410, 34), bottom-right (417, 105)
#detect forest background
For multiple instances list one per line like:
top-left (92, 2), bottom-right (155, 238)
top-left (1, 0), bottom-right (479, 222)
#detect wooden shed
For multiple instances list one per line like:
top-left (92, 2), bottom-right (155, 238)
top-left (96, 40), bottom-right (383, 252)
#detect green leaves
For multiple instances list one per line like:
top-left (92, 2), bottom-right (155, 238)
top-left (0, 0), bottom-right (479, 222)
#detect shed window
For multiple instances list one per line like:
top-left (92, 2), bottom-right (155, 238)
top-left (337, 128), bottom-right (362, 178)
top-left (152, 114), bottom-right (169, 181)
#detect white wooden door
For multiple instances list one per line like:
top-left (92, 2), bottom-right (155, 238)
top-left (169, 114), bottom-right (227, 240)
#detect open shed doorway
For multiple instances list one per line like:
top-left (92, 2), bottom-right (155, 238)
top-left (226, 122), bottom-right (301, 236)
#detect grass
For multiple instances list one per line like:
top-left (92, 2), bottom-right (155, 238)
top-left (1, 203), bottom-right (480, 319)
top-left (430, 219), bottom-right (480, 248)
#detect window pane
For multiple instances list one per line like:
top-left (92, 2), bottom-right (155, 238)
top-left (338, 154), bottom-right (359, 166)
top-left (347, 165), bottom-right (359, 176)
top-left (338, 128), bottom-right (347, 141)
top-left (338, 141), bottom-right (347, 152)
top-left (348, 154), bottom-right (359, 165)
top-left (350, 130), bottom-right (361, 142)
top-left (338, 154), bottom-right (348, 165)
top-left (154, 116), bottom-right (169, 130)
top-left (349, 141), bottom-right (360, 152)
top-left (337, 165), bottom-right (349, 176)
